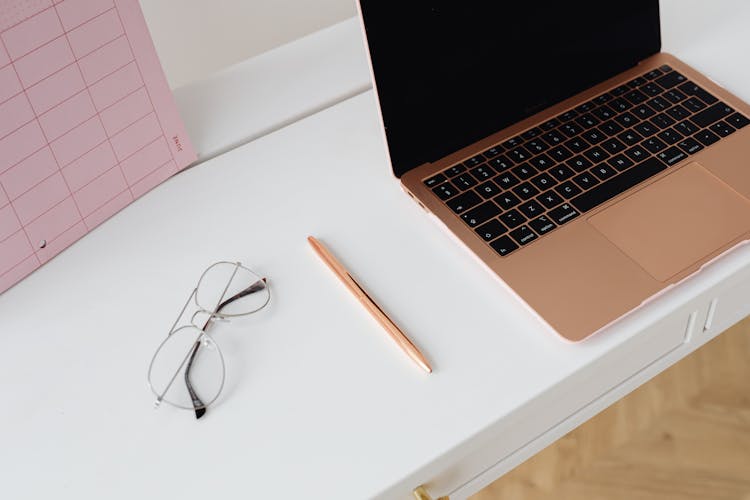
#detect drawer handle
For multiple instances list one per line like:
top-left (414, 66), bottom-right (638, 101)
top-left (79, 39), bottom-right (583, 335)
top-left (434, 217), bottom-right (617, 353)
top-left (413, 485), bottom-right (449, 500)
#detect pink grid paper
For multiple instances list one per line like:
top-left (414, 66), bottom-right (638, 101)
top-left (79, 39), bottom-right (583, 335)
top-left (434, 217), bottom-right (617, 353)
top-left (0, 0), bottom-right (195, 294)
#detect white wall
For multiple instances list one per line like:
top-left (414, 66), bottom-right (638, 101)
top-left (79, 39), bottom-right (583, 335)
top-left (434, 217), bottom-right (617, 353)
top-left (139, 0), bottom-right (356, 89)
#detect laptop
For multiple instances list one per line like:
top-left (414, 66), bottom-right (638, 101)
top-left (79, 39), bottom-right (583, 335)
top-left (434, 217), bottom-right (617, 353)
top-left (356, 1), bottom-right (750, 341)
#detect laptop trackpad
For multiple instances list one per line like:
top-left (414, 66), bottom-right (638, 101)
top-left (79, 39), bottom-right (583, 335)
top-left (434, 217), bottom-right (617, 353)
top-left (589, 162), bottom-right (750, 282)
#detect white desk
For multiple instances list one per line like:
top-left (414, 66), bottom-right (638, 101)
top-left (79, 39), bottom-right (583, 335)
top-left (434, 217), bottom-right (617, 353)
top-left (3, 3), bottom-right (750, 500)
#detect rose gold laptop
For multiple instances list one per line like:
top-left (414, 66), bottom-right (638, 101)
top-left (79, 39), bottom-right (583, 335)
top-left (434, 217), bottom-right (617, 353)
top-left (357, 1), bottom-right (750, 341)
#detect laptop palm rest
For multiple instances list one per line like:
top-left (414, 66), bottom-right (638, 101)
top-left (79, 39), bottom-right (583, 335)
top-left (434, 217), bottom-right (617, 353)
top-left (588, 162), bottom-right (750, 282)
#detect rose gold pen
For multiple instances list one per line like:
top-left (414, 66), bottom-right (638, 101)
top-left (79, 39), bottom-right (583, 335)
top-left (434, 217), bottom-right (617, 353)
top-left (307, 236), bottom-right (432, 373)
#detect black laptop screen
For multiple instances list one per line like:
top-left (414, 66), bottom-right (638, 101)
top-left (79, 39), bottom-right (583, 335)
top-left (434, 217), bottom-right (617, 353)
top-left (359, 1), bottom-right (661, 177)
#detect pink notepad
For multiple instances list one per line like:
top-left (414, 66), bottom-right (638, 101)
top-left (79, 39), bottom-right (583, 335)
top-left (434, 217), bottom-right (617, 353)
top-left (0, 0), bottom-right (196, 293)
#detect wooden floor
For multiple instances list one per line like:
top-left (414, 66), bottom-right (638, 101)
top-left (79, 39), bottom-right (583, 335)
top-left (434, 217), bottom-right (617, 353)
top-left (472, 317), bottom-right (750, 500)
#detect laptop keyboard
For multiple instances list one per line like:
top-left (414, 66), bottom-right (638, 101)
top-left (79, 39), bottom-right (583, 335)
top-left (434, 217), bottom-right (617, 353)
top-left (423, 65), bottom-right (750, 257)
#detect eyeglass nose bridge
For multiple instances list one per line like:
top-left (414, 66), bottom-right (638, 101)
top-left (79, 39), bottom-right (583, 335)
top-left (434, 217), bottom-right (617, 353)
top-left (190, 309), bottom-right (230, 329)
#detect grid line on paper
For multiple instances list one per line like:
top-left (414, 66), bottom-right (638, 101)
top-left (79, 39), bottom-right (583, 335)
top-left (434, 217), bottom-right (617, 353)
top-left (112, 7), bottom-right (174, 166)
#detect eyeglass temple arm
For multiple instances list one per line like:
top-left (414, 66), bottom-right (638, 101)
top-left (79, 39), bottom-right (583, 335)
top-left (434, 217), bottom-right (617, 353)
top-left (184, 278), bottom-right (268, 420)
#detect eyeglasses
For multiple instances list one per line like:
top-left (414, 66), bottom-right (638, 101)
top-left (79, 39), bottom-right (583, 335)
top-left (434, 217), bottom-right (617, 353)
top-left (147, 261), bottom-right (270, 419)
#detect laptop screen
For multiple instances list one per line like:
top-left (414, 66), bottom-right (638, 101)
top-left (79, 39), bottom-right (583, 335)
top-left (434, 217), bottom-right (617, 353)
top-left (359, 1), bottom-right (661, 177)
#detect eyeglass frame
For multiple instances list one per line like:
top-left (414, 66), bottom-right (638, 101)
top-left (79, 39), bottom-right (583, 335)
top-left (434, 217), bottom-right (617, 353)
top-left (147, 261), bottom-right (270, 419)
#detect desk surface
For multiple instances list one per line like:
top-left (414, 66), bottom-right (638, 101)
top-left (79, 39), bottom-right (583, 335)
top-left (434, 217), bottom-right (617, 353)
top-left (3, 3), bottom-right (750, 499)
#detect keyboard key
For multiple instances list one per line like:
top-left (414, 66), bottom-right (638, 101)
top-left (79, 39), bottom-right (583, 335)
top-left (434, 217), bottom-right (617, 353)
top-left (567, 155), bottom-right (593, 172)
top-left (424, 173), bottom-right (446, 187)
top-left (561, 123), bottom-right (582, 137)
top-left (642, 137), bottom-right (668, 153)
top-left (529, 215), bottom-right (557, 235)
top-left (531, 172), bottom-right (557, 190)
top-left (678, 137), bottom-right (703, 155)
top-left (576, 101), bottom-right (596, 113)
top-left (518, 200), bottom-right (545, 218)
top-left (512, 182), bottom-right (540, 200)
top-left (571, 157), bottom-right (667, 212)
top-left (471, 164), bottom-right (496, 180)
top-left (555, 181), bottom-right (582, 198)
top-left (612, 84), bottom-right (630, 96)
top-left (582, 129), bottom-right (606, 144)
top-left (548, 203), bottom-right (580, 225)
top-left (433, 182), bottom-right (459, 200)
top-left (645, 68), bottom-right (663, 80)
top-left (550, 165), bottom-right (575, 181)
top-left (666, 104), bottom-right (691, 121)
top-left (454, 174), bottom-right (478, 190)
top-left (602, 138), bottom-right (626, 154)
top-left (559, 110), bottom-right (578, 122)
top-left (647, 96), bottom-right (670, 111)
top-left (538, 190), bottom-right (564, 209)
top-left (609, 97), bottom-right (632, 112)
top-left (508, 146), bottom-right (532, 163)
top-left (655, 70), bottom-right (687, 89)
top-left (657, 128), bottom-right (683, 144)
top-left (634, 122), bottom-right (658, 137)
top-left (592, 105), bottom-right (615, 121)
top-left (694, 129), bottom-right (720, 146)
top-left (564, 137), bottom-right (590, 154)
top-left (529, 154), bottom-right (554, 170)
top-left (494, 192), bottom-right (521, 210)
top-left (475, 219), bottom-right (508, 242)
top-left (488, 155), bottom-right (514, 171)
top-left (674, 120), bottom-right (698, 136)
top-left (641, 82), bottom-right (663, 96)
top-left (633, 104), bottom-right (656, 119)
top-left (618, 129), bottom-right (643, 146)
top-left (650, 113), bottom-right (676, 129)
top-left (657, 146), bottom-right (687, 166)
top-left (599, 120), bottom-right (624, 136)
top-left (525, 139), bottom-right (549, 154)
top-left (664, 89), bottom-right (687, 104)
top-left (464, 154), bottom-right (485, 168)
top-left (512, 163), bottom-right (538, 180)
top-left (691, 102), bottom-right (734, 128)
top-left (591, 164), bottom-right (617, 181)
top-left (521, 127), bottom-right (542, 140)
top-left (447, 191), bottom-right (482, 214)
top-left (608, 154), bottom-right (634, 171)
top-left (678, 82), bottom-right (718, 104)
top-left (624, 89), bottom-right (648, 105)
top-left (683, 97), bottom-right (706, 113)
top-left (614, 111), bottom-right (639, 128)
top-left (461, 201), bottom-right (501, 227)
top-left (727, 112), bottom-right (750, 129)
top-left (490, 235), bottom-right (519, 256)
top-left (495, 172), bottom-right (520, 189)
top-left (502, 136), bottom-right (523, 149)
top-left (541, 118), bottom-right (560, 130)
top-left (509, 225), bottom-right (538, 246)
top-left (543, 130), bottom-right (566, 145)
top-left (659, 64), bottom-right (673, 72)
top-left (499, 209), bottom-right (527, 229)
top-left (475, 180), bottom-right (502, 199)
top-left (482, 145), bottom-right (503, 158)
top-left (573, 172), bottom-right (600, 189)
top-left (446, 164), bottom-right (466, 177)
top-left (628, 76), bottom-right (647, 88)
top-left (710, 120), bottom-right (736, 137)
top-left (575, 114), bottom-right (600, 129)
top-left (625, 145), bottom-right (649, 163)
top-left (549, 146), bottom-right (573, 162)
top-left (584, 146), bottom-right (609, 163)
top-left (594, 92), bottom-right (613, 105)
